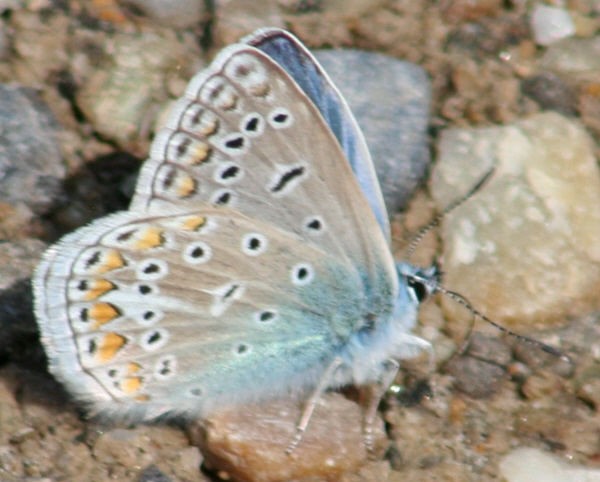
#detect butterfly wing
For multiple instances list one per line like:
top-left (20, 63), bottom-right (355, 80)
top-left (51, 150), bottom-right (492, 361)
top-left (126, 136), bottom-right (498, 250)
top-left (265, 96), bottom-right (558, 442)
top-left (35, 206), bottom-right (370, 420)
top-left (244, 28), bottom-right (390, 240)
top-left (131, 42), bottom-right (396, 306)
top-left (35, 31), bottom-right (402, 421)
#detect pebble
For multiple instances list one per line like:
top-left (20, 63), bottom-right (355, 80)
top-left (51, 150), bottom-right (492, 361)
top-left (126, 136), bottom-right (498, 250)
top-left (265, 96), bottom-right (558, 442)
top-left (520, 72), bottom-right (578, 116)
top-left (500, 447), bottom-right (600, 482)
top-left (137, 464), bottom-right (174, 482)
top-left (0, 85), bottom-right (64, 215)
top-left (117, 0), bottom-right (206, 28)
top-left (444, 333), bottom-right (512, 398)
top-left (540, 35), bottom-right (600, 83)
top-left (189, 393), bottom-right (386, 482)
top-left (76, 30), bottom-right (201, 153)
top-left (530, 4), bottom-right (576, 47)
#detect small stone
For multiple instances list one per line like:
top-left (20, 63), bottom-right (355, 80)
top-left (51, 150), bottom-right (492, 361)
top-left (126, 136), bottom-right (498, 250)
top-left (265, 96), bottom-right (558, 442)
top-left (574, 365), bottom-right (600, 410)
top-left (521, 72), bottom-right (577, 116)
top-left (530, 4), bottom-right (576, 47)
top-left (212, 0), bottom-right (285, 48)
top-left (11, 9), bottom-right (70, 86)
top-left (431, 112), bottom-right (600, 330)
top-left (519, 371), bottom-right (562, 401)
top-left (320, 0), bottom-right (386, 17)
top-left (92, 426), bottom-right (194, 480)
top-left (571, 10), bottom-right (600, 38)
top-left (0, 239), bottom-right (46, 291)
top-left (0, 85), bottom-right (64, 215)
top-left (189, 393), bottom-right (385, 482)
top-left (441, 0), bottom-right (503, 23)
top-left (500, 447), bottom-right (600, 482)
top-left (314, 49), bottom-right (431, 214)
top-left (76, 31), bottom-right (201, 153)
top-left (0, 370), bottom-right (27, 446)
top-left (277, 0), bottom-right (323, 14)
top-left (137, 464), bottom-right (173, 482)
top-left (444, 334), bottom-right (511, 398)
top-left (540, 36), bottom-right (600, 83)
top-left (117, 0), bottom-right (207, 29)
top-left (500, 448), bottom-right (565, 482)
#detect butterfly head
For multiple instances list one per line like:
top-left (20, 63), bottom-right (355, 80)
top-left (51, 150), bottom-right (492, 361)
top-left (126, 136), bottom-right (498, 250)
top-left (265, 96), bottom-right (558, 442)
top-left (397, 262), bottom-right (441, 306)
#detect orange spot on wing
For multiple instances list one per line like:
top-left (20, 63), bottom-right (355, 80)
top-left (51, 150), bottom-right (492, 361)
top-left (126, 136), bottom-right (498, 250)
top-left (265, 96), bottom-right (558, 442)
top-left (249, 82), bottom-right (270, 97)
top-left (120, 377), bottom-right (142, 394)
top-left (177, 174), bottom-right (197, 198)
top-left (90, 302), bottom-right (121, 328)
top-left (133, 227), bottom-right (165, 250)
top-left (189, 142), bottom-right (211, 165)
top-left (93, 251), bottom-right (126, 274)
top-left (84, 279), bottom-right (116, 300)
top-left (127, 362), bottom-right (142, 374)
top-left (198, 116), bottom-right (219, 137)
top-left (96, 333), bottom-right (127, 363)
top-left (181, 216), bottom-right (206, 231)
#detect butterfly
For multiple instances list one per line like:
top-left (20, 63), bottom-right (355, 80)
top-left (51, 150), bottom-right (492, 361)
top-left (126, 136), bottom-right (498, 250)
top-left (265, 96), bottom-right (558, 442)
top-left (33, 28), bottom-right (437, 449)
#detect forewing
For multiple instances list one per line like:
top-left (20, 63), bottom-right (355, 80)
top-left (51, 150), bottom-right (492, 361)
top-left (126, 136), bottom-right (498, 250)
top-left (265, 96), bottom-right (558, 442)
top-left (245, 28), bottom-right (390, 239)
top-left (131, 43), bottom-right (396, 303)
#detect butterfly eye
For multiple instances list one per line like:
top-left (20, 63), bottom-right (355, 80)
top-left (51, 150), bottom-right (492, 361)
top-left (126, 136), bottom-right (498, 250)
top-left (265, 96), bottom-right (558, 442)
top-left (233, 343), bottom-right (252, 356)
top-left (134, 308), bottom-right (164, 326)
top-left (189, 387), bottom-right (203, 398)
top-left (136, 283), bottom-right (158, 296)
top-left (220, 133), bottom-right (248, 155)
top-left (407, 278), bottom-right (429, 303)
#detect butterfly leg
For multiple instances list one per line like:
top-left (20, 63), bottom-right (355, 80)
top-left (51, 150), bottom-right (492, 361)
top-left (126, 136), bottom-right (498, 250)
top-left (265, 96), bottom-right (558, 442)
top-left (363, 359), bottom-right (399, 454)
top-left (363, 335), bottom-right (434, 453)
top-left (395, 333), bottom-right (435, 371)
top-left (286, 356), bottom-right (344, 455)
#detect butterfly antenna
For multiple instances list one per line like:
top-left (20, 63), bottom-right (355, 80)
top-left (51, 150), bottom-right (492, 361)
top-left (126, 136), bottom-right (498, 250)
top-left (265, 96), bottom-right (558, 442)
top-left (433, 284), bottom-right (570, 362)
top-left (404, 169), bottom-right (495, 261)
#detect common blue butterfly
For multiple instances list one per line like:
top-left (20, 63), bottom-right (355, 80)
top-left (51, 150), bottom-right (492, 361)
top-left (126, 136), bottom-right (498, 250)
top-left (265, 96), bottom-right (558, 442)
top-left (33, 28), bottom-right (436, 449)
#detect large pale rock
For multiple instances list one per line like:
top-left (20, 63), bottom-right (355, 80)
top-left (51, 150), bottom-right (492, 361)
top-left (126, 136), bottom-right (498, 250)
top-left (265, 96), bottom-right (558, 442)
top-left (500, 447), bottom-right (600, 482)
top-left (430, 112), bottom-right (600, 329)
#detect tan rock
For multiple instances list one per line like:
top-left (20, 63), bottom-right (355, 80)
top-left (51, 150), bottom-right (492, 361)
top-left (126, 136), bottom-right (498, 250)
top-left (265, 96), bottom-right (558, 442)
top-left (430, 112), bottom-right (600, 330)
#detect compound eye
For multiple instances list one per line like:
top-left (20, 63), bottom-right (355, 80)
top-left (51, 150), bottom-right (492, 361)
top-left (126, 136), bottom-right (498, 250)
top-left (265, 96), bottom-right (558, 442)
top-left (407, 278), bottom-right (429, 303)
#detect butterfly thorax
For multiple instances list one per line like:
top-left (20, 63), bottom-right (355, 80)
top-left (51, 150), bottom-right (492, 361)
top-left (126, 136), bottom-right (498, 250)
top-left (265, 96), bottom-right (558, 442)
top-left (333, 262), bottom-right (437, 386)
